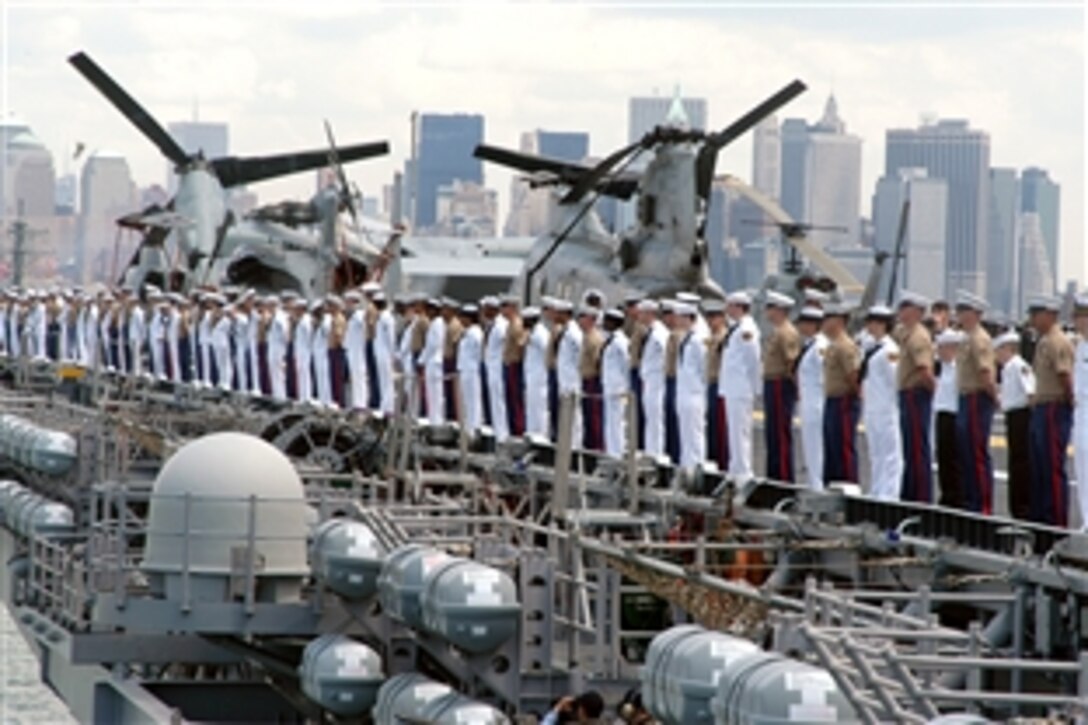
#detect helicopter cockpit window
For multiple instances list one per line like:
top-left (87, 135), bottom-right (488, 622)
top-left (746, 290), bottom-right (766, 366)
top-left (639, 195), bottom-right (656, 226)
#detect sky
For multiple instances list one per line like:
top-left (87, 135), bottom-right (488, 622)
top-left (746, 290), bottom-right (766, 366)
top-left (2, 0), bottom-right (1084, 284)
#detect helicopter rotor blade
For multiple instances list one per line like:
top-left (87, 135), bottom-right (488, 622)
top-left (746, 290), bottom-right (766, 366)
top-left (695, 79), bottom-right (807, 201)
top-left (324, 119), bottom-right (358, 224)
top-left (560, 138), bottom-right (644, 204)
top-left (69, 51), bottom-right (190, 166)
top-left (210, 141), bottom-right (389, 189)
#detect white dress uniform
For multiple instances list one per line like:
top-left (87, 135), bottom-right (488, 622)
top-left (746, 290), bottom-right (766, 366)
top-left (0, 304), bottom-right (7, 356)
top-left (457, 323), bottom-right (484, 430)
top-left (9, 304), bottom-right (23, 359)
top-left (422, 315), bottom-right (446, 424)
top-left (524, 320), bottom-right (551, 436)
top-left (211, 313), bottom-right (234, 391)
top-left (293, 315), bottom-right (314, 403)
top-left (862, 334), bottom-right (903, 500)
top-left (247, 312), bottom-right (261, 395)
top-left (28, 302), bottom-right (47, 360)
top-left (312, 313), bottom-right (332, 406)
top-left (267, 309), bottom-right (289, 401)
top-left (797, 333), bottom-right (829, 490)
top-left (677, 330), bottom-right (707, 471)
top-left (148, 308), bottom-right (166, 379)
top-left (128, 305), bottom-right (146, 376)
top-left (485, 315), bottom-right (510, 440)
top-left (1074, 336), bottom-right (1088, 530)
top-left (198, 313), bottom-right (214, 386)
top-left (375, 308), bottom-right (396, 414)
top-left (601, 328), bottom-right (630, 457)
top-left (99, 307), bottom-right (113, 371)
top-left (640, 320), bottom-right (669, 456)
top-left (166, 307), bottom-right (181, 383)
top-left (233, 310), bottom-right (250, 392)
top-left (999, 354), bottom-right (1035, 412)
top-left (557, 319), bottom-right (584, 446)
top-left (345, 307), bottom-right (368, 410)
top-left (719, 315), bottom-right (761, 480)
top-left (56, 299), bottom-right (69, 361)
top-left (397, 317), bottom-right (418, 415)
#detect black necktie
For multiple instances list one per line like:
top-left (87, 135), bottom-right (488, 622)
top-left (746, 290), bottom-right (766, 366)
top-left (858, 342), bottom-right (884, 383)
top-left (793, 338), bottom-right (814, 376)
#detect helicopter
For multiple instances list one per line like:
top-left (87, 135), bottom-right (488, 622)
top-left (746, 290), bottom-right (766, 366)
top-left (474, 80), bottom-right (870, 307)
top-left (69, 51), bottom-right (391, 296)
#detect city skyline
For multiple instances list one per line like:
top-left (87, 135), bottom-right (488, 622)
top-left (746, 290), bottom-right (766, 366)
top-left (1, 2), bottom-right (1082, 285)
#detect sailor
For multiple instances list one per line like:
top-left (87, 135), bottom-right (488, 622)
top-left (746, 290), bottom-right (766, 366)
top-left (292, 299), bottom-right (316, 403)
top-left (101, 294), bottom-right (117, 373)
top-left (954, 291), bottom-right (997, 515)
top-left (795, 306), bottom-right (828, 491)
top-left (675, 302), bottom-right (706, 472)
top-left (662, 301), bottom-right (682, 463)
top-left (441, 299), bottom-right (464, 421)
top-left (400, 295), bottom-right (425, 416)
top-left (456, 303), bottom-right (484, 431)
top-left (396, 296), bottom-right (418, 415)
top-left (762, 291), bottom-right (801, 482)
top-left (165, 294), bottom-right (183, 382)
top-left (1029, 295), bottom-right (1073, 527)
top-left (896, 291), bottom-right (936, 503)
top-left (362, 282), bottom-right (382, 409)
top-left (578, 305), bottom-right (605, 451)
top-left (1073, 297), bottom-right (1088, 531)
top-left (822, 304), bottom-right (860, 483)
top-left (995, 329), bottom-right (1034, 520)
top-left (127, 291), bottom-right (147, 377)
top-left (311, 299), bottom-right (333, 406)
top-left (263, 296), bottom-right (286, 400)
top-left (677, 291), bottom-right (708, 341)
top-left (46, 291), bottom-right (64, 361)
top-left (8, 294), bottom-right (24, 360)
top-left (212, 301), bottom-right (234, 392)
top-left (802, 287), bottom-right (829, 310)
top-left (280, 292), bottom-right (299, 399)
top-left (147, 291), bottom-right (167, 380)
top-left (860, 305), bottom-right (903, 501)
top-left (556, 301), bottom-right (584, 447)
top-left (601, 308), bottom-right (630, 458)
top-left (232, 293), bottom-right (251, 392)
top-left (483, 296), bottom-right (508, 439)
top-left (930, 299), bottom-right (951, 334)
top-left (624, 293), bottom-right (648, 449)
top-left (373, 292), bottom-right (396, 415)
top-left (343, 291), bottom-right (367, 410)
top-left (0, 293), bottom-right (8, 357)
top-left (719, 291), bottom-right (760, 481)
top-left (28, 291), bottom-right (48, 361)
top-left (246, 292), bottom-right (262, 395)
top-left (933, 330), bottom-right (963, 508)
top-left (544, 298), bottom-right (566, 439)
top-left (420, 298), bottom-right (446, 424)
top-left (582, 288), bottom-right (606, 310)
top-left (501, 295), bottom-right (526, 436)
top-left (328, 296), bottom-right (349, 408)
top-left (523, 306), bottom-right (550, 437)
top-left (704, 300), bottom-right (729, 472)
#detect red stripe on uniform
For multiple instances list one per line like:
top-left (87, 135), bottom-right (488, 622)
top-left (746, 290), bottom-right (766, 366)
top-left (1049, 405), bottom-right (1066, 527)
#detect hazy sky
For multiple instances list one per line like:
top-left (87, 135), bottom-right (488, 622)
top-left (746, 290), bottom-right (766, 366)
top-left (3, 1), bottom-right (1084, 285)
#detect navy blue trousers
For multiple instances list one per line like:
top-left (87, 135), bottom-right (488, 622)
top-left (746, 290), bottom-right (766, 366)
top-left (548, 369), bottom-right (559, 439)
top-left (46, 322), bottom-right (60, 360)
top-left (764, 378), bottom-right (797, 482)
top-left (630, 369), bottom-right (645, 450)
top-left (823, 395), bottom-right (859, 483)
top-left (899, 387), bottom-right (935, 503)
top-left (957, 393), bottom-right (995, 515)
top-left (366, 340), bottom-right (380, 408)
top-left (444, 358), bottom-right (457, 421)
top-left (179, 336), bottom-right (192, 382)
top-left (1029, 402), bottom-right (1072, 527)
top-left (329, 347), bottom-right (347, 407)
top-left (258, 342), bottom-right (271, 395)
top-left (707, 383), bottom-right (729, 471)
top-left (505, 362), bottom-right (526, 436)
top-left (480, 363), bottom-right (492, 427)
top-left (664, 376), bottom-right (680, 464)
top-left (582, 377), bottom-right (604, 451)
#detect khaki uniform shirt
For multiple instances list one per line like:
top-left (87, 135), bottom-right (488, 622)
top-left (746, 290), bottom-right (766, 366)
top-left (627, 320), bottom-right (648, 369)
top-left (580, 327), bottom-right (604, 379)
top-left (1032, 326), bottom-right (1073, 403)
top-left (897, 323), bottom-right (934, 390)
top-left (443, 317), bottom-right (464, 361)
top-left (763, 320), bottom-right (801, 380)
top-left (706, 328), bottom-right (726, 384)
top-left (410, 315), bottom-right (429, 356)
top-left (956, 326), bottom-right (994, 394)
top-left (665, 329), bottom-right (681, 377)
top-left (502, 316), bottom-right (526, 364)
top-left (824, 334), bottom-right (860, 397)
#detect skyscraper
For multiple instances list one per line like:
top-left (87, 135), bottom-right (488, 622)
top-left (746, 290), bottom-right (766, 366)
top-left (1018, 212), bottom-right (1055, 305)
top-left (627, 94), bottom-right (707, 141)
top-left (166, 120), bottom-right (228, 193)
top-left (779, 95), bottom-right (863, 252)
top-left (751, 114), bottom-right (780, 200)
top-left (885, 119), bottom-right (990, 298)
top-left (987, 168), bottom-right (1020, 313)
top-left (78, 149), bottom-right (134, 283)
top-left (1020, 167), bottom-right (1061, 290)
top-left (504, 129), bottom-right (589, 237)
top-left (872, 168), bottom-right (948, 303)
top-left (411, 113), bottom-right (485, 230)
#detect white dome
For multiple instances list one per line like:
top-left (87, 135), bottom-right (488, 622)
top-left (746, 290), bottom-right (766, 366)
top-left (143, 432), bottom-right (309, 578)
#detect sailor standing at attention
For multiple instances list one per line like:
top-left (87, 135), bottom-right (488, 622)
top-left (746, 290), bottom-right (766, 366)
top-left (895, 291), bottom-right (936, 503)
top-left (1072, 298), bottom-right (1088, 531)
top-left (995, 330), bottom-right (1034, 521)
top-left (373, 293), bottom-right (396, 415)
top-left (954, 291), bottom-right (997, 515)
top-left (662, 302), bottom-right (682, 463)
top-left (441, 299), bottom-right (464, 422)
top-left (544, 298), bottom-right (564, 439)
top-left (327, 296), bottom-right (348, 408)
top-left (557, 302), bottom-right (585, 447)
top-left (821, 305), bottom-right (860, 483)
top-left (421, 298), bottom-right (446, 425)
top-left (795, 306), bottom-right (828, 491)
top-left (1029, 295), bottom-right (1074, 527)
top-left (484, 296), bottom-right (509, 440)
top-left (638, 300), bottom-right (668, 457)
top-left (600, 308), bottom-right (630, 458)
top-left (625, 293), bottom-right (648, 449)
top-left (704, 300), bottom-right (730, 473)
top-left (933, 330), bottom-right (964, 508)
top-left (409, 295), bottom-right (431, 418)
top-left (860, 305), bottom-right (903, 501)
top-left (267, 296), bottom-right (289, 402)
top-left (675, 303), bottom-right (707, 473)
top-left (344, 291), bottom-right (368, 411)
top-left (293, 300), bottom-right (316, 403)
top-left (522, 307), bottom-right (550, 437)
top-left (456, 304), bottom-right (484, 431)
top-left (578, 305), bottom-right (606, 451)
top-left (312, 299), bottom-right (333, 407)
top-left (501, 296), bottom-right (527, 437)
top-left (719, 291), bottom-right (761, 482)
top-left (762, 291), bottom-right (801, 482)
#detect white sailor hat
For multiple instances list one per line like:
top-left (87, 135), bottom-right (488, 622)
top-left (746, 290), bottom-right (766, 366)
top-left (553, 299), bottom-right (574, 313)
top-left (936, 329), bottom-right (964, 345)
top-left (361, 282), bottom-right (381, 294)
top-left (372, 292), bottom-right (386, 303)
top-left (676, 291), bottom-right (701, 304)
top-left (541, 295), bottom-right (560, 309)
top-left (208, 293), bottom-right (226, 305)
top-left (994, 331), bottom-right (1021, 348)
top-left (798, 306), bottom-right (824, 322)
top-left (1027, 295), bottom-right (1062, 313)
top-left (702, 300), bottom-right (726, 315)
top-left (624, 291), bottom-right (645, 305)
top-left (460, 302), bottom-right (478, 315)
top-left (522, 306), bottom-right (541, 318)
top-left (499, 293), bottom-right (519, 306)
top-left (605, 307), bottom-right (625, 322)
top-left (765, 291), bottom-right (794, 309)
top-left (326, 294), bottom-right (344, 307)
top-left (660, 299), bottom-right (678, 313)
top-left (480, 295), bottom-right (499, 308)
top-left (1074, 295), bottom-right (1088, 314)
top-left (424, 297), bottom-right (441, 309)
top-left (897, 290), bottom-right (929, 309)
top-left (637, 299), bottom-right (659, 313)
top-left (802, 288), bottom-right (829, 304)
top-left (866, 304), bottom-right (894, 319)
top-left (440, 296), bottom-right (458, 308)
top-left (576, 304), bottom-right (598, 318)
top-left (282, 290), bottom-right (300, 301)
top-left (727, 291), bottom-right (752, 306)
top-left (954, 290), bottom-right (988, 312)
top-left (674, 302), bottom-right (697, 317)
top-left (263, 294), bottom-right (280, 305)
top-left (344, 290), bottom-right (362, 303)
top-left (311, 299), bottom-right (326, 313)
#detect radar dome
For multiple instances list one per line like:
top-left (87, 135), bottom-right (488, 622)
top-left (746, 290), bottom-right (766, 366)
top-left (142, 433), bottom-right (309, 603)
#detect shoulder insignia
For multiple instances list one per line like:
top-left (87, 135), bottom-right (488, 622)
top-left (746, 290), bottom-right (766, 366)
top-left (888, 353), bottom-right (900, 362)
top-left (742, 332), bottom-right (753, 341)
